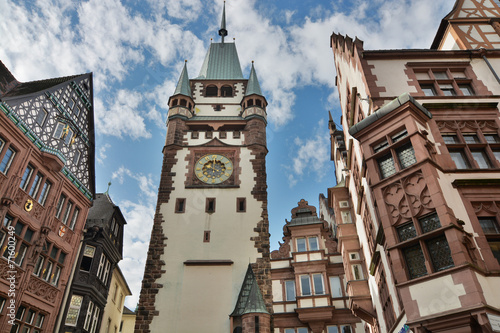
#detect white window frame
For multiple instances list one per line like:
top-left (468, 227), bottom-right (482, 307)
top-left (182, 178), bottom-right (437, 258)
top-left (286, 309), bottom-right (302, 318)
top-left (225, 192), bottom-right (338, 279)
top-left (312, 273), bottom-right (325, 295)
top-left (300, 275), bottom-right (312, 296)
top-left (341, 210), bottom-right (352, 224)
top-left (351, 264), bottom-right (364, 280)
top-left (285, 280), bottom-right (296, 301)
top-left (329, 276), bottom-right (343, 298)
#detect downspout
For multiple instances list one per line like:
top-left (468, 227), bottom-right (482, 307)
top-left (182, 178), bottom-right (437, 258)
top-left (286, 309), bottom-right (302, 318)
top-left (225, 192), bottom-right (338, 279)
top-left (482, 54), bottom-right (500, 85)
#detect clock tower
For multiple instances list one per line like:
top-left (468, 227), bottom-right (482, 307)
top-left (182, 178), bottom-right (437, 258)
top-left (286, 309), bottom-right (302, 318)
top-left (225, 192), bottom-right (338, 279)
top-left (136, 3), bottom-right (272, 333)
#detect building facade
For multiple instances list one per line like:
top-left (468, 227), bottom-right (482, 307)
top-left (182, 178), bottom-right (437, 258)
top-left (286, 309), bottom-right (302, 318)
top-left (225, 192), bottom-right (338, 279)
top-left (0, 61), bottom-right (95, 332)
top-left (135, 4), bottom-right (272, 333)
top-left (329, 0), bottom-right (500, 332)
top-left (99, 266), bottom-right (132, 333)
top-left (59, 193), bottom-right (126, 333)
top-left (271, 199), bottom-right (364, 333)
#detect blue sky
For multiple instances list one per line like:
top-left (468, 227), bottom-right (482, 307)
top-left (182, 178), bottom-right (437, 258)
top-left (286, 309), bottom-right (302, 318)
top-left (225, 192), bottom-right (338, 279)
top-left (1, 0), bottom-right (455, 309)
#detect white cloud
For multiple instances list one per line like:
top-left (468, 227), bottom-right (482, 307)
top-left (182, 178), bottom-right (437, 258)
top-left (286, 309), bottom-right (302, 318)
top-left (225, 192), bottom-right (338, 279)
top-left (97, 143), bottom-right (112, 165)
top-left (285, 119), bottom-right (330, 187)
top-left (95, 90), bottom-right (151, 139)
top-left (110, 167), bottom-right (157, 308)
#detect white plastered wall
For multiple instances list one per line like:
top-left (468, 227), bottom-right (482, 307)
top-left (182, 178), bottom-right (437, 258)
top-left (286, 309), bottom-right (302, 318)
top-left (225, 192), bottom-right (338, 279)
top-left (149, 143), bottom-right (264, 332)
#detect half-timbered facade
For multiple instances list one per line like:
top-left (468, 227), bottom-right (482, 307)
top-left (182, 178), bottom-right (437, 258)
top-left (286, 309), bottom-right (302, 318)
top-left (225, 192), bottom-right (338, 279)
top-left (329, 0), bottom-right (500, 332)
top-left (0, 61), bottom-right (95, 332)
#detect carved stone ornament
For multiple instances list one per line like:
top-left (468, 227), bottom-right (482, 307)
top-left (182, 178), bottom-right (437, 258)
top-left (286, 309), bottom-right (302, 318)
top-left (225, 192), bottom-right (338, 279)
top-left (472, 201), bottom-right (498, 214)
top-left (27, 275), bottom-right (59, 304)
top-left (383, 171), bottom-right (434, 225)
top-left (271, 236), bottom-right (291, 259)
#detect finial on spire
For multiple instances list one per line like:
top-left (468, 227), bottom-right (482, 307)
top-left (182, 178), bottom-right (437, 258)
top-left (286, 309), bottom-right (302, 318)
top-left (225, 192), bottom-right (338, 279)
top-left (105, 181), bottom-right (112, 195)
top-left (219, 1), bottom-right (228, 43)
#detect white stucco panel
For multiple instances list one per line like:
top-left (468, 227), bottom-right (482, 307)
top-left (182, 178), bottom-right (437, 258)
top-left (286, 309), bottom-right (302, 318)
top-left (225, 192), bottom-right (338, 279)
top-left (475, 273), bottom-right (500, 308)
top-left (272, 280), bottom-right (283, 302)
top-left (409, 275), bottom-right (466, 317)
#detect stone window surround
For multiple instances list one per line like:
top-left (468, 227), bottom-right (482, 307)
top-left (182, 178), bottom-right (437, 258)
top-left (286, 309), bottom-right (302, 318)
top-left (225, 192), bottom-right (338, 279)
top-left (392, 212), bottom-right (454, 280)
top-left (370, 127), bottom-right (417, 180)
top-left (437, 118), bottom-right (500, 170)
top-left (405, 61), bottom-right (491, 98)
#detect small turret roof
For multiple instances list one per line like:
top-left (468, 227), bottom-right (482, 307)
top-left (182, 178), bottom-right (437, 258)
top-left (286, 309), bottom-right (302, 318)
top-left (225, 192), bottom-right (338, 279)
top-left (245, 62), bottom-right (263, 97)
top-left (173, 61), bottom-right (192, 97)
top-left (231, 265), bottom-right (269, 316)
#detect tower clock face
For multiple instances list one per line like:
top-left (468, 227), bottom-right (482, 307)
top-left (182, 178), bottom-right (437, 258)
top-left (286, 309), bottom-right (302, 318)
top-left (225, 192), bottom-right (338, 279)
top-left (195, 154), bottom-right (233, 184)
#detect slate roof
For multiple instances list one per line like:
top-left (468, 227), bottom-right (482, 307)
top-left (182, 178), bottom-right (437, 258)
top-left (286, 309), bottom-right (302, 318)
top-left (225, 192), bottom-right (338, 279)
top-left (197, 42), bottom-right (244, 80)
top-left (231, 265), bottom-right (269, 316)
top-left (173, 61), bottom-right (192, 97)
top-left (245, 62), bottom-right (263, 97)
top-left (86, 192), bottom-right (126, 229)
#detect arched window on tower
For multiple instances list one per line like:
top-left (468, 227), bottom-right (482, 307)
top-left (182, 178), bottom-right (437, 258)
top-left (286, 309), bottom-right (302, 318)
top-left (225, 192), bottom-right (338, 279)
top-left (256, 99), bottom-right (262, 107)
top-left (206, 85), bottom-right (218, 97)
top-left (221, 85), bottom-right (233, 97)
top-left (180, 99), bottom-right (187, 107)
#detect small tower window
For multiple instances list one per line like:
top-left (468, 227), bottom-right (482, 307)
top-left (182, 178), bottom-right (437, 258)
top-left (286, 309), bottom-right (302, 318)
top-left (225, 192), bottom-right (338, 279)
top-left (172, 99), bottom-right (178, 106)
top-left (221, 85), bottom-right (233, 97)
top-left (206, 85), bottom-right (218, 97)
top-left (180, 99), bottom-right (187, 107)
top-left (206, 198), bottom-right (216, 213)
top-left (248, 99), bottom-right (254, 106)
top-left (203, 230), bottom-right (211, 243)
top-left (256, 99), bottom-right (262, 107)
top-left (175, 198), bottom-right (186, 213)
top-left (237, 198), bottom-right (246, 212)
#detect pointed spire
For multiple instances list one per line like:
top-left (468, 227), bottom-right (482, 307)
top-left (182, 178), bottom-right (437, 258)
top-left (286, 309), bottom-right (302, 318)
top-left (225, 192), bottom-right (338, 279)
top-left (219, 1), bottom-right (228, 43)
top-left (230, 265), bottom-right (269, 317)
top-left (245, 61), bottom-right (263, 97)
top-left (173, 60), bottom-right (192, 97)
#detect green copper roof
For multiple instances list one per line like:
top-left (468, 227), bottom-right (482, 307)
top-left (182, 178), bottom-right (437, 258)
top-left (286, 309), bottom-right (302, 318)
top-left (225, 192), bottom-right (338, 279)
top-left (197, 42), bottom-right (244, 80)
top-left (173, 61), bottom-right (192, 97)
top-left (245, 62), bottom-right (263, 97)
top-left (231, 265), bottom-right (269, 317)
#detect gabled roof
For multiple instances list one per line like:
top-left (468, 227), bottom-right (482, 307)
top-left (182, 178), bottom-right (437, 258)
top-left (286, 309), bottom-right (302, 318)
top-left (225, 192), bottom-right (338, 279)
top-left (173, 61), bottom-right (192, 98)
top-left (245, 62), bottom-right (263, 97)
top-left (0, 61), bottom-right (83, 98)
top-left (231, 265), bottom-right (269, 317)
top-left (196, 42), bottom-right (244, 80)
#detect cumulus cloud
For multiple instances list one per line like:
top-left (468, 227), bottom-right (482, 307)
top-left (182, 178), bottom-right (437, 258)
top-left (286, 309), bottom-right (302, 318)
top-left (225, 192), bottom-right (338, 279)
top-left (110, 167), bottom-right (157, 308)
top-left (284, 119), bottom-right (330, 187)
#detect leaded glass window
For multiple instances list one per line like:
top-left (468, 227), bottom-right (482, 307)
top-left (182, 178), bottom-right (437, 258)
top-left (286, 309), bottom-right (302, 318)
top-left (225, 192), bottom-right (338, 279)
top-left (403, 244), bottom-right (427, 279)
top-left (396, 143), bottom-right (417, 169)
top-left (397, 222), bottom-right (417, 241)
top-left (391, 130), bottom-right (408, 143)
top-left (378, 154), bottom-right (396, 179)
top-left (427, 236), bottom-right (454, 271)
top-left (419, 213), bottom-right (441, 233)
top-left (478, 217), bottom-right (500, 234)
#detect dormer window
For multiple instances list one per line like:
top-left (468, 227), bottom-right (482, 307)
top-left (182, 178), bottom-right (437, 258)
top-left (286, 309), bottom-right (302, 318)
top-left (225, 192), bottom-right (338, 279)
top-left (296, 236), bottom-right (319, 252)
top-left (205, 85), bottom-right (218, 97)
